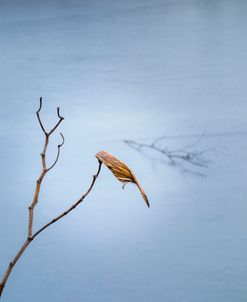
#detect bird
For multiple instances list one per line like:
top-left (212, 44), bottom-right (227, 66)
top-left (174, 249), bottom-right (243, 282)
top-left (96, 151), bottom-right (150, 208)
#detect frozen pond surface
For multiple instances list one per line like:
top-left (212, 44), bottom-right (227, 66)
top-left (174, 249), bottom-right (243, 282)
top-left (0, 1), bottom-right (247, 301)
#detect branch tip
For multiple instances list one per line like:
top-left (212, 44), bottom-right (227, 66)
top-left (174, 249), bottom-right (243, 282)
top-left (57, 107), bottom-right (64, 120)
top-left (58, 132), bottom-right (65, 147)
top-left (46, 132), bottom-right (65, 172)
top-left (36, 97), bottom-right (43, 114)
top-left (36, 98), bottom-right (47, 135)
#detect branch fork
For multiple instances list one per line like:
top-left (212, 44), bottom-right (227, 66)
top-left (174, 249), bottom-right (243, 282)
top-left (0, 99), bottom-right (149, 299)
top-left (0, 98), bottom-right (101, 298)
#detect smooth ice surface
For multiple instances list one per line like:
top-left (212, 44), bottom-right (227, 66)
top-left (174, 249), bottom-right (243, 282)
top-left (0, 1), bottom-right (247, 301)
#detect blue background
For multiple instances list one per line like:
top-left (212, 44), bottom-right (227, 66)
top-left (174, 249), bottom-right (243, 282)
top-left (0, 1), bottom-right (247, 301)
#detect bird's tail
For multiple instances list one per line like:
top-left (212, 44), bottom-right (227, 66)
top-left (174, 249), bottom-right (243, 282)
top-left (134, 178), bottom-right (150, 208)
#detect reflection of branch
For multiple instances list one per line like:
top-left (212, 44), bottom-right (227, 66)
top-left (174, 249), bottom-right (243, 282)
top-left (147, 131), bottom-right (247, 140)
top-left (124, 135), bottom-right (215, 176)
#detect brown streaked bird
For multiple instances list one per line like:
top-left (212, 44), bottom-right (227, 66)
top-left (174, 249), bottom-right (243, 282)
top-left (96, 151), bottom-right (150, 208)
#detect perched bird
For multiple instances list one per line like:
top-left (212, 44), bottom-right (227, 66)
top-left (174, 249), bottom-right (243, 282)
top-left (96, 151), bottom-right (150, 208)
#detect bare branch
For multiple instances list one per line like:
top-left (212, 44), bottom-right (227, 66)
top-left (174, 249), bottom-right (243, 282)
top-left (1, 99), bottom-right (65, 297)
top-left (28, 100), bottom-right (65, 239)
top-left (0, 160), bottom-right (102, 298)
top-left (36, 97), bottom-right (42, 113)
top-left (57, 107), bottom-right (63, 120)
top-left (32, 160), bottom-right (102, 240)
top-left (0, 239), bottom-right (31, 297)
top-left (58, 132), bottom-right (65, 147)
top-left (36, 97), bottom-right (47, 135)
top-left (48, 107), bottom-right (64, 135)
top-left (46, 132), bottom-right (65, 172)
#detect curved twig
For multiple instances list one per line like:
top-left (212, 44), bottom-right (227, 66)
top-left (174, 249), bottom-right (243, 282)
top-left (36, 97), bottom-right (47, 135)
top-left (0, 98), bottom-right (65, 298)
top-left (33, 160), bottom-right (102, 239)
top-left (57, 107), bottom-right (63, 119)
top-left (46, 133), bottom-right (65, 172)
top-left (0, 161), bottom-right (102, 298)
top-left (28, 101), bottom-right (65, 239)
top-left (48, 107), bottom-right (64, 135)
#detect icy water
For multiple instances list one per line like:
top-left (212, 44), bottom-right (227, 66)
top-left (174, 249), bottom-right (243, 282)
top-left (0, 1), bottom-right (247, 301)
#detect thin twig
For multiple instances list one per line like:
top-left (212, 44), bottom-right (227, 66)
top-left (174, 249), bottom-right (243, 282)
top-left (28, 134), bottom-right (48, 238)
top-left (0, 98), bottom-right (65, 298)
top-left (33, 160), bottom-right (102, 239)
top-left (0, 160), bottom-right (102, 298)
top-left (0, 161), bottom-right (102, 298)
top-left (48, 107), bottom-right (64, 135)
top-left (0, 239), bottom-right (32, 297)
top-left (28, 101), bottom-right (65, 239)
top-left (36, 97), bottom-right (47, 135)
top-left (46, 133), bottom-right (65, 172)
